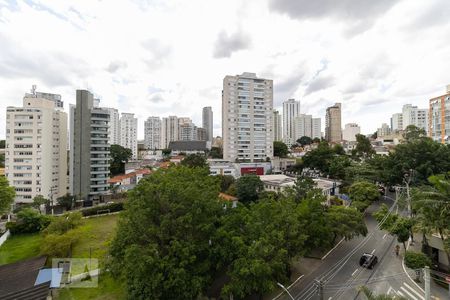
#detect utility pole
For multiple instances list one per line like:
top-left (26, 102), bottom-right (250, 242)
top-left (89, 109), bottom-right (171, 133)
top-left (424, 266), bottom-right (430, 300)
top-left (315, 279), bottom-right (324, 300)
top-left (277, 282), bottom-right (294, 300)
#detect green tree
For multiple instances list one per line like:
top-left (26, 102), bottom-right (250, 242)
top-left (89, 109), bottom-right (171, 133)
top-left (0, 140), bottom-right (5, 148)
top-left (235, 175), bottom-right (264, 203)
top-left (349, 181), bottom-right (379, 211)
top-left (0, 176), bottom-right (15, 215)
top-left (354, 134), bottom-right (375, 158)
top-left (0, 153), bottom-right (4, 168)
top-left (333, 144), bottom-right (345, 155)
top-left (109, 166), bottom-right (223, 299)
top-left (326, 206), bottom-right (368, 244)
top-left (273, 141), bottom-right (289, 158)
top-left (180, 153), bottom-right (207, 168)
top-left (312, 137), bottom-right (321, 143)
top-left (219, 175), bottom-right (235, 193)
top-left (161, 148), bottom-right (172, 157)
top-left (110, 144), bottom-right (133, 176)
top-left (286, 176), bottom-right (318, 203)
top-left (297, 136), bottom-right (313, 147)
top-left (209, 147), bottom-right (223, 159)
top-left (329, 155), bottom-right (351, 179)
top-left (302, 141), bottom-right (335, 173)
top-left (32, 195), bottom-right (49, 214)
top-left (57, 194), bottom-right (75, 211)
top-left (41, 228), bottom-right (81, 258)
top-left (404, 251), bottom-right (432, 281)
top-left (6, 208), bottom-right (50, 234)
top-left (403, 125), bottom-right (427, 143)
top-left (43, 212), bottom-right (83, 235)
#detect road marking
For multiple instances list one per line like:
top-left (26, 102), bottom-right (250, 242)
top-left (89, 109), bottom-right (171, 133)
top-left (397, 290), bottom-right (405, 297)
top-left (351, 269), bottom-right (358, 276)
top-left (321, 237), bottom-right (345, 260)
top-left (387, 286), bottom-right (393, 295)
top-left (371, 248), bottom-right (376, 254)
top-left (400, 286), bottom-right (419, 300)
top-left (382, 233), bottom-right (387, 239)
top-left (403, 282), bottom-right (425, 300)
top-left (327, 297), bottom-right (332, 300)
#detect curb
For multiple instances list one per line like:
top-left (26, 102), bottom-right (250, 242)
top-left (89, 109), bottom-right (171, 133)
top-left (402, 238), bottom-right (425, 293)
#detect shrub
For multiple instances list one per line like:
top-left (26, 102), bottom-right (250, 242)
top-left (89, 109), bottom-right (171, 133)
top-left (43, 212), bottom-right (83, 235)
top-left (81, 202), bottom-right (124, 217)
top-left (6, 208), bottom-right (50, 234)
top-left (40, 229), bottom-right (81, 258)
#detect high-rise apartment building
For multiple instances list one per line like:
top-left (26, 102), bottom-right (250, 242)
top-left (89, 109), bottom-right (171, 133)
top-left (377, 123), bottom-right (391, 137)
top-left (342, 123), bottom-right (360, 142)
top-left (325, 103), bottom-right (342, 142)
top-left (161, 116), bottom-right (179, 149)
top-left (202, 107), bottom-right (213, 142)
top-left (402, 104), bottom-right (428, 132)
top-left (104, 107), bottom-right (120, 145)
top-left (222, 72), bottom-right (273, 162)
top-left (179, 121), bottom-right (196, 141)
top-left (391, 113), bottom-right (403, 132)
top-left (282, 99), bottom-right (301, 146)
top-left (294, 114), bottom-right (312, 140)
top-left (144, 116), bottom-right (161, 150)
top-left (312, 118), bottom-right (321, 139)
top-left (272, 110), bottom-right (282, 141)
top-left (70, 90), bottom-right (110, 201)
top-left (119, 113), bottom-right (138, 159)
top-left (196, 127), bottom-right (207, 141)
top-left (429, 85), bottom-right (450, 144)
top-left (5, 89), bottom-right (67, 204)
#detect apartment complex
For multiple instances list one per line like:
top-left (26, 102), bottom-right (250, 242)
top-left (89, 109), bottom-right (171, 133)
top-left (222, 72), bottom-right (273, 162)
top-left (342, 123), bottom-right (360, 142)
top-left (144, 116), bottom-right (161, 150)
top-left (104, 107), bottom-right (120, 145)
top-left (429, 85), bottom-right (450, 144)
top-left (325, 103), bottom-right (342, 142)
top-left (5, 89), bottom-right (67, 204)
top-left (70, 90), bottom-right (110, 201)
top-left (272, 110), bottom-right (282, 141)
top-left (377, 123), bottom-right (391, 137)
top-left (161, 116), bottom-right (179, 149)
top-left (202, 106), bottom-right (213, 142)
top-left (282, 99), bottom-right (301, 146)
top-left (119, 113), bottom-right (138, 159)
top-left (312, 118), bottom-right (321, 139)
top-left (391, 113), bottom-right (403, 132)
top-left (402, 104), bottom-right (428, 132)
top-left (294, 114), bottom-right (311, 140)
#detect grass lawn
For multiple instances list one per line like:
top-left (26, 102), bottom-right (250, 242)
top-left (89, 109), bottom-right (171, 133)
top-left (0, 233), bottom-right (43, 265)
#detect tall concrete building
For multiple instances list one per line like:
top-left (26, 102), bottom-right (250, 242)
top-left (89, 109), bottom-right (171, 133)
top-left (196, 127), bottom-right (207, 141)
top-left (312, 118), bottom-right (322, 139)
top-left (282, 99), bottom-right (301, 146)
top-left (161, 116), bottom-right (178, 148)
top-left (402, 104), bottom-right (428, 133)
top-left (325, 103), bottom-right (342, 142)
top-left (391, 113), bottom-right (403, 132)
top-left (222, 72), bottom-right (273, 162)
top-left (70, 90), bottom-right (110, 201)
top-left (104, 107), bottom-right (120, 145)
top-left (429, 85), bottom-right (450, 144)
top-left (202, 106), bottom-right (213, 142)
top-left (5, 89), bottom-right (67, 204)
top-left (144, 116), bottom-right (161, 150)
top-left (342, 123), bottom-right (360, 142)
top-left (377, 123), bottom-right (391, 137)
top-left (272, 110), bottom-right (282, 141)
top-left (179, 120), bottom-right (196, 141)
top-left (294, 114), bottom-right (312, 140)
top-left (119, 113), bottom-right (138, 159)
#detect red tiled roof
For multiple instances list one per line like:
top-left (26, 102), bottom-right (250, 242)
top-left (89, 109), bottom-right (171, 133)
top-left (219, 192), bottom-right (238, 201)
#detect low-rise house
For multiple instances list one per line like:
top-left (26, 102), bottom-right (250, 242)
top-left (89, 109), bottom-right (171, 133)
top-left (108, 169), bottom-right (151, 191)
top-left (271, 157), bottom-right (297, 174)
top-left (208, 159), bottom-right (239, 178)
top-left (168, 141), bottom-right (209, 156)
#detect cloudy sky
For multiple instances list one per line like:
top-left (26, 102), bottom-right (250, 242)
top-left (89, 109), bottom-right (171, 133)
top-left (1, 0), bottom-right (449, 139)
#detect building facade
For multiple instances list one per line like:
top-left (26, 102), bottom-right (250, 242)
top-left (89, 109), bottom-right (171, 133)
top-left (377, 123), bottom-right (391, 137)
top-left (144, 116), bottom-right (161, 150)
top-left (342, 123), bottom-right (360, 142)
top-left (161, 116), bottom-right (178, 149)
top-left (312, 118), bottom-right (321, 139)
top-left (391, 113), bottom-right (403, 132)
top-left (429, 85), bottom-right (450, 144)
top-left (202, 106), bottom-right (213, 142)
top-left (402, 104), bottom-right (428, 132)
top-left (282, 99), bottom-right (301, 146)
top-left (272, 110), bottom-right (282, 141)
top-left (294, 114), bottom-right (312, 140)
top-left (104, 107), bottom-right (120, 145)
top-left (5, 90), bottom-right (67, 204)
top-left (119, 113), bottom-right (138, 159)
top-left (325, 103), bottom-right (342, 142)
top-left (222, 72), bottom-right (273, 162)
top-left (70, 90), bottom-right (110, 201)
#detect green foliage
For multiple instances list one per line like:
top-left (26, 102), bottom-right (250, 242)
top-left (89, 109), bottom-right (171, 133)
top-left (297, 136), bottom-right (312, 146)
top-left (0, 140), bottom-right (5, 148)
top-left (273, 141), bottom-right (289, 158)
top-left (235, 175), bottom-right (264, 203)
top-left (333, 144), bottom-right (345, 155)
top-left (109, 166), bottom-right (223, 299)
top-left (43, 212), bottom-right (83, 235)
top-left (40, 228), bottom-right (82, 258)
top-left (161, 148), bottom-right (171, 156)
top-left (0, 153), bottom-right (4, 168)
top-left (286, 176), bottom-right (318, 203)
top-left (110, 144), bottom-right (133, 176)
top-left (302, 141), bottom-right (335, 173)
top-left (209, 146), bottom-right (223, 159)
top-left (0, 176), bottom-right (15, 215)
top-left (329, 155), bottom-right (351, 179)
top-left (349, 181), bottom-right (379, 211)
top-left (404, 251), bottom-right (432, 269)
top-left (32, 195), bottom-right (49, 213)
top-left (81, 202), bottom-right (124, 217)
top-left (403, 125), bottom-right (427, 143)
top-left (354, 134), bottom-right (375, 158)
top-left (226, 183), bottom-right (237, 196)
top-left (373, 205), bottom-right (413, 250)
top-left (6, 208), bottom-right (50, 234)
top-left (218, 175), bottom-right (235, 193)
top-left (57, 193), bottom-right (75, 211)
top-left (0, 233), bottom-right (43, 265)
top-left (326, 206), bottom-right (368, 244)
top-left (180, 153), bottom-right (208, 168)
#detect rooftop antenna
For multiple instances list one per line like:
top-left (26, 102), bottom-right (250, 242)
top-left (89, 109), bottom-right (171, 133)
top-left (31, 84), bottom-right (37, 96)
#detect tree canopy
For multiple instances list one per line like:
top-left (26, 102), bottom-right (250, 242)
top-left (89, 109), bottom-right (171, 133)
top-left (180, 153), bottom-right (208, 168)
top-left (273, 141), bottom-right (289, 158)
top-left (297, 136), bottom-right (312, 147)
top-left (354, 134), bottom-right (375, 158)
top-left (209, 147), bottom-right (223, 159)
top-left (235, 175), bottom-right (264, 204)
top-left (110, 144), bottom-right (133, 176)
top-left (0, 176), bottom-right (15, 215)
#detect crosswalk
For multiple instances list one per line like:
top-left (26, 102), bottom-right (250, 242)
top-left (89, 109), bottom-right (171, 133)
top-left (387, 282), bottom-right (424, 300)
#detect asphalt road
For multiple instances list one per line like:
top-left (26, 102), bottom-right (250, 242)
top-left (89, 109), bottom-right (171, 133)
top-left (278, 194), bottom-right (427, 300)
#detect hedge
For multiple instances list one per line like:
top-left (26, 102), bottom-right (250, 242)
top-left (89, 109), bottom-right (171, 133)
top-left (81, 202), bottom-right (124, 217)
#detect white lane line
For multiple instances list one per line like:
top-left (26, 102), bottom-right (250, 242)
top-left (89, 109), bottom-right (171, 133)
top-left (327, 297), bottom-right (332, 300)
top-left (397, 290), bottom-right (405, 297)
top-left (371, 248), bottom-right (376, 254)
top-left (403, 282), bottom-right (425, 300)
top-left (387, 286), bottom-right (393, 295)
top-left (400, 286), bottom-right (419, 300)
top-left (382, 233), bottom-right (387, 239)
top-left (351, 269), bottom-right (358, 276)
top-left (321, 237), bottom-right (345, 260)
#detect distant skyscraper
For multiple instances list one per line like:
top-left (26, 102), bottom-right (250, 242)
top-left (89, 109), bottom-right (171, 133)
top-left (429, 85), bottom-right (450, 144)
top-left (391, 113), bottom-right (403, 132)
top-left (161, 116), bottom-right (178, 148)
top-left (294, 114), bottom-right (312, 140)
top-left (104, 107), bottom-right (120, 145)
top-left (202, 106), bottom-right (213, 142)
top-left (144, 116), bottom-right (161, 150)
top-left (273, 110), bottom-right (282, 141)
top-left (6, 88), bottom-right (67, 203)
top-left (312, 118), bottom-right (321, 139)
top-left (342, 123), bottom-right (361, 142)
top-left (70, 90), bottom-right (110, 201)
top-left (196, 127), bottom-right (207, 141)
top-left (325, 103), bottom-right (342, 142)
top-left (222, 72), bottom-right (273, 162)
top-left (282, 99), bottom-right (301, 146)
top-left (119, 113), bottom-right (138, 159)
top-left (402, 104), bottom-right (428, 132)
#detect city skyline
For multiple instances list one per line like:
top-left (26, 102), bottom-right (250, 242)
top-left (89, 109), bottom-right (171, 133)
top-left (1, 0), bottom-right (450, 139)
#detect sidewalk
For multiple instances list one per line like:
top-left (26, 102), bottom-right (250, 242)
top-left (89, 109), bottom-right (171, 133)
top-left (403, 234), bottom-right (449, 300)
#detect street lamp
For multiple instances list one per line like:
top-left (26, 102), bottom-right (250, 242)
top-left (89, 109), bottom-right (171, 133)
top-left (277, 282), bottom-right (294, 300)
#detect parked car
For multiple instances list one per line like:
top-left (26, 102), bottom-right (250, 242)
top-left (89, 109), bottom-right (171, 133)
top-left (388, 186), bottom-right (396, 192)
top-left (378, 185), bottom-right (385, 195)
top-left (359, 253), bottom-right (378, 269)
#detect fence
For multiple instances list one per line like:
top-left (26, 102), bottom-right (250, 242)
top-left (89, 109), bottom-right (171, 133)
top-left (0, 230), bottom-right (11, 247)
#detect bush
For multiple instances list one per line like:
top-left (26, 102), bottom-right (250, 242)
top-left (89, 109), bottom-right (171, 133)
top-left (404, 251), bottom-right (432, 269)
top-left (6, 208), bottom-right (50, 234)
top-left (40, 229), bottom-right (81, 258)
top-left (81, 202), bottom-right (124, 217)
top-left (43, 212), bottom-right (83, 235)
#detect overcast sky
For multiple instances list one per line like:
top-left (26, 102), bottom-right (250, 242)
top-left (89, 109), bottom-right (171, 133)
top-left (1, 0), bottom-right (450, 139)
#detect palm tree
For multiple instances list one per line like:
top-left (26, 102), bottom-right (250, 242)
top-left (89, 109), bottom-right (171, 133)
top-left (359, 286), bottom-right (407, 300)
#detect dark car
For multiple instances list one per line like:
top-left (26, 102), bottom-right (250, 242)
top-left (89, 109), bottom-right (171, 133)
top-left (388, 186), bottom-right (396, 192)
top-left (378, 186), bottom-right (385, 195)
top-left (359, 253), bottom-right (378, 269)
